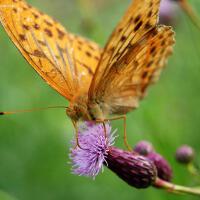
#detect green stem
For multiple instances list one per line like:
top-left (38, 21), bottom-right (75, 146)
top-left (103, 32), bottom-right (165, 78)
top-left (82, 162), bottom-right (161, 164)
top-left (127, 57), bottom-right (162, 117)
top-left (180, 0), bottom-right (200, 31)
top-left (187, 163), bottom-right (200, 177)
top-left (154, 178), bottom-right (200, 196)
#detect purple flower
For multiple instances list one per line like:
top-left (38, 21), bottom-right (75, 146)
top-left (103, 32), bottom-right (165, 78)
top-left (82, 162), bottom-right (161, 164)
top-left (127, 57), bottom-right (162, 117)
top-left (69, 123), bottom-right (157, 188)
top-left (159, 0), bottom-right (179, 26)
top-left (70, 122), bottom-right (117, 178)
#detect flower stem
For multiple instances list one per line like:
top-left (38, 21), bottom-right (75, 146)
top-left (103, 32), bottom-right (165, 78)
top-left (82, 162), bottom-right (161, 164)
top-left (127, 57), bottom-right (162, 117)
top-left (187, 163), bottom-right (200, 177)
top-left (155, 178), bottom-right (200, 196)
top-left (180, 0), bottom-right (200, 31)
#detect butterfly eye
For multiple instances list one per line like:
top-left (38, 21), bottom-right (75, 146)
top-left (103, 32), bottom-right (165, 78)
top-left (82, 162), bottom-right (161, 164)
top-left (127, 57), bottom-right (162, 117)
top-left (66, 107), bottom-right (73, 116)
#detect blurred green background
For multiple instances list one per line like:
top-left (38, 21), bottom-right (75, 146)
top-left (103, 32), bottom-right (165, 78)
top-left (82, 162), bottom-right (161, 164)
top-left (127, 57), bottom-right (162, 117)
top-left (0, 0), bottom-right (200, 199)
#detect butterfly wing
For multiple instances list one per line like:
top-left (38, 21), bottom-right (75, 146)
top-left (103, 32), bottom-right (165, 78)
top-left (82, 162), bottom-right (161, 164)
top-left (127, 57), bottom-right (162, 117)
top-left (89, 0), bottom-right (160, 95)
top-left (69, 34), bottom-right (102, 91)
top-left (95, 26), bottom-right (174, 115)
top-left (88, 0), bottom-right (175, 115)
top-left (0, 0), bottom-right (101, 100)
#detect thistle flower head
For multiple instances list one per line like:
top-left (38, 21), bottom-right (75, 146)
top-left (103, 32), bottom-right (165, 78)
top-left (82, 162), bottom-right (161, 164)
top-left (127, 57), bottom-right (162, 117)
top-left (70, 122), bottom-right (116, 178)
top-left (70, 123), bottom-right (158, 188)
top-left (176, 145), bottom-right (195, 164)
top-left (107, 147), bottom-right (157, 188)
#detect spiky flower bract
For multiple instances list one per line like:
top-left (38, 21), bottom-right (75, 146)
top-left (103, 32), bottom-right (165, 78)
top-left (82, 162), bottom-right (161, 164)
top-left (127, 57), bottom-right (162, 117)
top-left (107, 146), bottom-right (157, 188)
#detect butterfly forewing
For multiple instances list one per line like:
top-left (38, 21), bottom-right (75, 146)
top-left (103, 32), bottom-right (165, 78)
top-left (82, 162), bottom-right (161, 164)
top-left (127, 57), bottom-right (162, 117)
top-left (0, 0), bottom-right (101, 100)
top-left (88, 0), bottom-right (175, 116)
top-left (69, 34), bottom-right (102, 88)
top-left (89, 0), bottom-right (160, 97)
top-left (139, 26), bottom-right (175, 97)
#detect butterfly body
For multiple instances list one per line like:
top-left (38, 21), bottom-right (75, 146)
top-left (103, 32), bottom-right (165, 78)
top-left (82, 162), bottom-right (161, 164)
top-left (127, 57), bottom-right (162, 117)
top-left (66, 92), bottom-right (90, 122)
top-left (66, 92), bottom-right (106, 122)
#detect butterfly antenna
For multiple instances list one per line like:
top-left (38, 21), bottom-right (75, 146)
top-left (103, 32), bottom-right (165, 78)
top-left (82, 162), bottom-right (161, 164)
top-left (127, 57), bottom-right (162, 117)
top-left (179, 0), bottom-right (200, 31)
top-left (0, 106), bottom-right (68, 116)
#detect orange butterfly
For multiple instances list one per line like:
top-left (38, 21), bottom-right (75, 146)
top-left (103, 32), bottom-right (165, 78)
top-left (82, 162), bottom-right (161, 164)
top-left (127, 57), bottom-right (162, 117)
top-left (0, 0), bottom-right (175, 149)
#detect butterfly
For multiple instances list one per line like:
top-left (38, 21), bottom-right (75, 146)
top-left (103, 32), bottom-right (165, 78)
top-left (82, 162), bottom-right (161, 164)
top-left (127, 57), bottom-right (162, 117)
top-left (0, 0), bottom-right (175, 149)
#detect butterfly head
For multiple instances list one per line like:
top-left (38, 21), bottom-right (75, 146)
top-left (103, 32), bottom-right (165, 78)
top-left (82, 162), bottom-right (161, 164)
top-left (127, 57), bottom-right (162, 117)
top-left (66, 106), bottom-right (84, 122)
top-left (66, 95), bottom-right (91, 122)
top-left (66, 96), bottom-right (105, 122)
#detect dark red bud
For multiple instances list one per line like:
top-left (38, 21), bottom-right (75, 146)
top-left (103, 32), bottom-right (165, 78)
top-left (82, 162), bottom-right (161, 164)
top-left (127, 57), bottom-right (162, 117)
top-left (134, 140), bottom-right (154, 156)
top-left (105, 146), bottom-right (157, 189)
top-left (176, 145), bottom-right (194, 164)
top-left (147, 152), bottom-right (173, 182)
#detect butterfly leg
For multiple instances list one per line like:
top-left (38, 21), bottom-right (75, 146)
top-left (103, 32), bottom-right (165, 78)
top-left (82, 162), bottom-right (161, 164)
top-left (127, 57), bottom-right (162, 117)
top-left (179, 0), bottom-right (200, 31)
top-left (105, 115), bottom-right (132, 151)
top-left (72, 120), bottom-right (86, 150)
top-left (95, 119), bottom-right (108, 139)
top-left (96, 116), bottom-right (131, 151)
top-left (121, 115), bottom-right (131, 151)
top-left (102, 121), bottom-right (107, 138)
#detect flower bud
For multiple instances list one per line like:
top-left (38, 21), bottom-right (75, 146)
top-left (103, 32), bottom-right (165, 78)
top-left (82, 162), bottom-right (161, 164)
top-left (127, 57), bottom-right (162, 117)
top-left (176, 145), bottom-right (194, 164)
top-left (147, 152), bottom-right (173, 182)
top-left (134, 140), bottom-right (154, 156)
top-left (106, 146), bottom-right (157, 188)
top-left (159, 0), bottom-right (179, 26)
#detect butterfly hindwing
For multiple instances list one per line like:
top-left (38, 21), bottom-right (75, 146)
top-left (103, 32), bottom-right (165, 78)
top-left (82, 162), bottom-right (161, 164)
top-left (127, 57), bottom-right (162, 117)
top-left (99, 26), bottom-right (174, 115)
